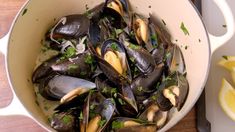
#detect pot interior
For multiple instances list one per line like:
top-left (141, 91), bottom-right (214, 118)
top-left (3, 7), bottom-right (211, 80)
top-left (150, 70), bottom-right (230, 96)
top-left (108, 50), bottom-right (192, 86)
top-left (7, 0), bottom-right (210, 131)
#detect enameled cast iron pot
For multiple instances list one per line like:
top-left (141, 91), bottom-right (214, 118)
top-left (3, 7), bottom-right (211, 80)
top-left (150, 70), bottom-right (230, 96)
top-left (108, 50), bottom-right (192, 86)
top-left (0, 0), bottom-right (234, 131)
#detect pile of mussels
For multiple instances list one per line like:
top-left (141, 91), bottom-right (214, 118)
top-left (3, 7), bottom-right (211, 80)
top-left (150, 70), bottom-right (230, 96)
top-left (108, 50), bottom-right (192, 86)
top-left (32, 0), bottom-right (189, 131)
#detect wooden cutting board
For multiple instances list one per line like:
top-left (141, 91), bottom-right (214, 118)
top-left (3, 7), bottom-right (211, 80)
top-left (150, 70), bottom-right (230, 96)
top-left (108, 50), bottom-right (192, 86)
top-left (0, 0), bottom-right (197, 131)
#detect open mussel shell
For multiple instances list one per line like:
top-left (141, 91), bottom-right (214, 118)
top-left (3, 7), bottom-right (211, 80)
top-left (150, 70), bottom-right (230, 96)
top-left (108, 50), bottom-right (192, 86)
top-left (132, 14), bottom-right (154, 52)
top-left (50, 14), bottom-right (90, 41)
top-left (39, 75), bottom-right (96, 101)
top-left (101, 39), bottom-right (132, 82)
top-left (110, 117), bottom-right (157, 132)
top-left (80, 91), bottom-right (115, 132)
top-left (148, 72), bottom-right (188, 111)
top-left (162, 72), bottom-right (189, 110)
top-left (123, 40), bottom-right (155, 74)
top-left (139, 103), bottom-right (168, 129)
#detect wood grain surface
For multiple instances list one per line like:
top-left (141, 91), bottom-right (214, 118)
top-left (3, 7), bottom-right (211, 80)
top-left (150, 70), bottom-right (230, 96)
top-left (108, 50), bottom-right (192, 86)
top-left (0, 0), bottom-right (197, 131)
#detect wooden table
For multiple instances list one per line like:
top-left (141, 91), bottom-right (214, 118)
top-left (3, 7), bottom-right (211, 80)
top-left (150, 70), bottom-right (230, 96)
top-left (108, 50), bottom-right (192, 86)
top-left (0, 0), bottom-right (197, 131)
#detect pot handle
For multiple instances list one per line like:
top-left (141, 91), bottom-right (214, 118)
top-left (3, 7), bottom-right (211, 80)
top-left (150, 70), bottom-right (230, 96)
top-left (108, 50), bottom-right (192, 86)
top-left (0, 92), bottom-right (31, 117)
top-left (0, 34), bottom-right (30, 117)
top-left (0, 33), bottom-right (9, 55)
top-left (208, 0), bottom-right (235, 53)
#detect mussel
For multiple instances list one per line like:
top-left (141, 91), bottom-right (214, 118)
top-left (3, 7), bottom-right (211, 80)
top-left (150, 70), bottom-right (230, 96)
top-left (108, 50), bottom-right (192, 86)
top-left (101, 39), bottom-right (132, 81)
top-left (49, 14), bottom-right (90, 44)
top-left (149, 72), bottom-right (189, 111)
top-left (123, 40), bottom-right (155, 74)
top-left (80, 91), bottom-right (116, 132)
top-left (39, 75), bottom-right (96, 101)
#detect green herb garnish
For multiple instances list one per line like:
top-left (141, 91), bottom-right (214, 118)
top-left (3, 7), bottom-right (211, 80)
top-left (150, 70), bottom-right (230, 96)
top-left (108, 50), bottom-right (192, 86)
top-left (129, 57), bottom-right (135, 62)
top-left (151, 35), bottom-right (157, 41)
top-left (115, 29), bottom-right (123, 35)
top-left (62, 47), bottom-right (77, 59)
top-left (68, 64), bottom-right (79, 70)
top-left (22, 8), bottom-right (28, 16)
top-left (48, 117), bottom-right (52, 123)
top-left (98, 119), bottom-right (107, 127)
top-left (129, 44), bottom-right (140, 50)
top-left (137, 86), bottom-right (143, 92)
top-left (111, 88), bottom-right (117, 95)
top-left (222, 55), bottom-right (228, 60)
top-left (79, 112), bottom-right (83, 120)
top-left (151, 95), bottom-right (158, 100)
top-left (118, 98), bottom-right (126, 105)
top-left (80, 71), bottom-right (87, 76)
top-left (180, 22), bottom-right (190, 35)
top-left (112, 121), bottom-right (124, 129)
top-left (111, 43), bottom-right (118, 51)
top-left (62, 115), bottom-right (72, 125)
top-left (90, 104), bottom-right (96, 110)
top-left (85, 54), bottom-right (94, 64)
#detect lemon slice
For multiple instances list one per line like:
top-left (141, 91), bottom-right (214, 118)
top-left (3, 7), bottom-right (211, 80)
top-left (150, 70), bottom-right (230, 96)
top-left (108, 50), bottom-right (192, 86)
top-left (231, 68), bottom-right (235, 85)
top-left (218, 56), bottom-right (235, 71)
top-left (219, 78), bottom-right (235, 121)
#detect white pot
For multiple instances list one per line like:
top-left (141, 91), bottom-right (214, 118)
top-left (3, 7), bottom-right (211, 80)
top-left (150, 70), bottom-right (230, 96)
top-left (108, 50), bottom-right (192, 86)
top-left (0, 0), bottom-right (234, 131)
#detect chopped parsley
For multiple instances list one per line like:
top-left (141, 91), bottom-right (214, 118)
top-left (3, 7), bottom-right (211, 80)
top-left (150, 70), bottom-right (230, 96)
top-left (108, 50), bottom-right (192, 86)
top-left (180, 22), bottom-right (190, 35)
top-left (84, 54), bottom-right (94, 64)
top-left (115, 29), bottom-right (123, 35)
top-left (62, 115), bottom-right (72, 125)
top-left (129, 57), bottom-right (135, 62)
top-left (98, 119), bottom-right (107, 127)
top-left (48, 117), bottom-right (52, 123)
top-left (22, 8), bottom-right (28, 16)
top-left (102, 87), bottom-right (109, 94)
top-left (112, 121), bottom-right (124, 129)
top-left (129, 44), bottom-right (140, 50)
top-left (62, 47), bottom-right (77, 59)
top-left (79, 112), bottom-right (83, 120)
top-left (80, 71), bottom-right (87, 76)
top-left (151, 95), bottom-right (158, 100)
top-left (165, 52), bottom-right (172, 60)
top-left (222, 55), bottom-right (228, 60)
top-left (118, 98), bottom-right (126, 105)
top-left (68, 64), bottom-right (79, 71)
top-left (137, 86), bottom-right (143, 92)
top-left (151, 35), bottom-right (157, 41)
top-left (111, 88), bottom-right (117, 95)
top-left (111, 43), bottom-right (118, 51)
top-left (90, 104), bottom-right (96, 110)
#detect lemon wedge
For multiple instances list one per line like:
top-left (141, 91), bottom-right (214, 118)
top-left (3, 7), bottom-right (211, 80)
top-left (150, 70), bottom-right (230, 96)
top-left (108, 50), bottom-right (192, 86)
top-left (218, 56), bottom-right (235, 71)
top-left (219, 78), bottom-right (235, 121)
